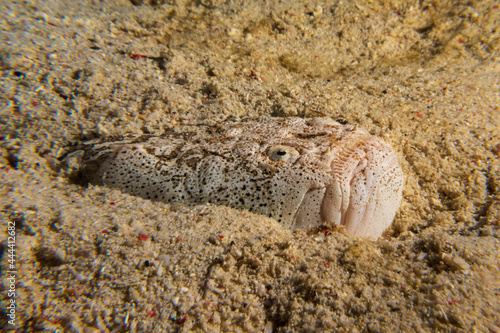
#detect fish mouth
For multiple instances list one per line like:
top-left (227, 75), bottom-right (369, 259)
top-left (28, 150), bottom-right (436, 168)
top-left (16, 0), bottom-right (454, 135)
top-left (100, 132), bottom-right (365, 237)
top-left (324, 139), bottom-right (403, 238)
top-left (290, 173), bottom-right (377, 234)
top-left (291, 134), bottom-right (403, 239)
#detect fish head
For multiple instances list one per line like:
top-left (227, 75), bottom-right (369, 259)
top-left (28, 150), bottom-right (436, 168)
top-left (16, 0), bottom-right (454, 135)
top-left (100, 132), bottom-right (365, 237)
top-left (250, 118), bottom-right (404, 239)
top-left (77, 117), bottom-right (403, 240)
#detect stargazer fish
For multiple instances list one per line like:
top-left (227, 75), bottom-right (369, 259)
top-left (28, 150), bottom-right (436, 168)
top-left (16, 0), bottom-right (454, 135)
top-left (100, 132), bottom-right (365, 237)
top-left (76, 117), bottom-right (404, 239)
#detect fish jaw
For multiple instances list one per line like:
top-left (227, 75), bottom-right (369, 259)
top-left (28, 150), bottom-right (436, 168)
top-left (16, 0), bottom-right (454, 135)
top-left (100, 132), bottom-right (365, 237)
top-left (318, 131), bottom-right (404, 239)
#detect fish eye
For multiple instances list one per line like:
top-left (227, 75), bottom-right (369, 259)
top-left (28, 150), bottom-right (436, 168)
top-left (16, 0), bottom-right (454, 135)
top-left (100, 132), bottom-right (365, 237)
top-left (268, 145), bottom-right (299, 162)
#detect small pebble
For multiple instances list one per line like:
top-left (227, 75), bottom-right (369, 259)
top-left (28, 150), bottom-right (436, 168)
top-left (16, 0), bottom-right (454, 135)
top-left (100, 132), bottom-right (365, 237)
top-left (158, 254), bottom-right (170, 266)
top-left (442, 253), bottom-right (470, 271)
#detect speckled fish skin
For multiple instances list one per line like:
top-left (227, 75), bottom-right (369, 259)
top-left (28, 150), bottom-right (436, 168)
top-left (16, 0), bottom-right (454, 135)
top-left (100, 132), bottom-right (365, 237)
top-left (81, 117), bottom-right (404, 239)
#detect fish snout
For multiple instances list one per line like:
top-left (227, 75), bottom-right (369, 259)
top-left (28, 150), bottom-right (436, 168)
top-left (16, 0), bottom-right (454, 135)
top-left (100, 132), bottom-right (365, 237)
top-left (321, 136), bottom-right (404, 239)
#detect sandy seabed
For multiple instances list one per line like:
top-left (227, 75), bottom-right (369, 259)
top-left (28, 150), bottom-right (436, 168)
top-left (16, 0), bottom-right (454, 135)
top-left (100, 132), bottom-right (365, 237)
top-left (1, 0), bottom-right (499, 332)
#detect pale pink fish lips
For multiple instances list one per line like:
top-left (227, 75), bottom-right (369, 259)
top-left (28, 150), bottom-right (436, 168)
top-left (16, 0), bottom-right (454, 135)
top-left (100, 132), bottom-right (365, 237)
top-left (292, 129), bottom-right (404, 239)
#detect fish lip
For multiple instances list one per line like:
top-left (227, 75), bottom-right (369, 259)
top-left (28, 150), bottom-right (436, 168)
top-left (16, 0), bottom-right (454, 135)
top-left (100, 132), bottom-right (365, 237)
top-left (336, 151), bottom-right (403, 237)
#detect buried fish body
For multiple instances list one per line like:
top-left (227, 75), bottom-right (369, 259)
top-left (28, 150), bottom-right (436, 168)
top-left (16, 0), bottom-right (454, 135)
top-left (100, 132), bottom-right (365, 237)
top-left (78, 117), bottom-right (404, 239)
